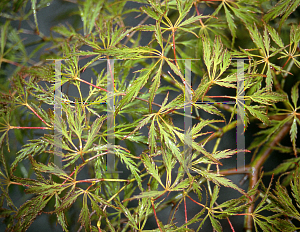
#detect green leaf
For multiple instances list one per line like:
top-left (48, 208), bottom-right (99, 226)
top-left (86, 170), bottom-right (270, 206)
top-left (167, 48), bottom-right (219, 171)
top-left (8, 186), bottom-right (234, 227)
top-left (195, 149), bottom-right (245, 165)
top-left (115, 66), bottom-right (154, 115)
top-left (159, 122), bottom-right (183, 166)
top-left (231, 3), bottom-right (259, 24)
top-left (290, 117), bottom-right (298, 156)
top-left (263, 26), bottom-right (270, 55)
top-left (196, 170), bottom-right (247, 197)
top-left (191, 119), bottom-right (223, 138)
top-left (291, 168), bottom-right (300, 210)
top-left (15, 195), bottom-right (52, 231)
top-left (83, 115), bottom-right (105, 152)
top-left (165, 59), bottom-right (184, 80)
top-left (79, 0), bottom-right (103, 35)
top-left (141, 153), bottom-right (164, 187)
top-left (31, 0), bottom-right (39, 35)
top-left (149, 67), bottom-right (162, 112)
top-left (10, 139), bottom-right (52, 173)
top-left (78, 193), bottom-right (90, 231)
top-left (148, 118), bottom-right (157, 155)
top-left (255, 219), bottom-right (276, 232)
top-left (193, 75), bottom-right (210, 102)
top-left (130, 190), bottom-right (164, 200)
top-left (160, 93), bottom-right (184, 112)
top-left (154, 21), bottom-right (163, 49)
top-left (0, 131), bottom-right (7, 152)
top-left (117, 149), bottom-right (142, 190)
top-left (291, 81), bottom-right (300, 108)
top-left (244, 105), bottom-right (269, 125)
top-left (266, 25), bottom-right (284, 47)
top-left (265, 66), bottom-right (273, 90)
top-left (146, 0), bottom-right (164, 15)
top-left (203, 37), bottom-right (212, 78)
top-left (210, 185), bottom-right (220, 208)
top-left (161, 148), bottom-right (175, 187)
top-left (209, 214), bottom-right (222, 232)
top-left (52, 24), bottom-right (77, 38)
top-left (178, 15), bottom-right (208, 28)
top-left (265, 177), bottom-right (300, 220)
top-left (32, 162), bottom-right (69, 179)
top-left (140, 6), bottom-right (160, 20)
top-left (175, 0), bottom-right (194, 26)
top-left (263, 0), bottom-right (300, 31)
top-left (175, 25), bottom-right (199, 38)
top-left (250, 88), bottom-right (287, 105)
top-left (290, 24), bottom-right (300, 45)
top-left (224, 5), bottom-right (236, 43)
top-left (111, 26), bottom-right (138, 48)
top-left (115, 199), bottom-right (138, 229)
top-left (54, 191), bottom-right (82, 213)
top-left (247, 23), bottom-right (264, 50)
top-left (219, 49), bottom-right (231, 77)
top-left (266, 157), bottom-right (300, 175)
top-left (0, 148), bottom-right (9, 179)
top-left (193, 104), bottom-right (225, 120)
top-left (54, 194), bottom-right (68, 232)
top-left (171, 178), bottom-right (190, 191)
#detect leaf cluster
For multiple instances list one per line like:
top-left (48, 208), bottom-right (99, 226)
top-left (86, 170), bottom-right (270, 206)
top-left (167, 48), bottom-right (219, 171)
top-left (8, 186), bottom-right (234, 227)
top-left (0, 0), bottom-right (300, 231)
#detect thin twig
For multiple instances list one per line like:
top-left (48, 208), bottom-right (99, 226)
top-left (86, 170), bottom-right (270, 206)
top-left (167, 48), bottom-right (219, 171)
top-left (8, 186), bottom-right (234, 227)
top-left (151, 198), bottom-right (163, 232)
top-left (25, 103), bottom-right (51, 127)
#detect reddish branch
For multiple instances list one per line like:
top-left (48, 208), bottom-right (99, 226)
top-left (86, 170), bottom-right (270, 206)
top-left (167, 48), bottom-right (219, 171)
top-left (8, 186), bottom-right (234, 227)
top-left (281, 56), bottom-right (291, 70)
top-left (152, 199), bottom-right (163, 232)
top-left (245, 122), bottom-right (292, 231)
top-left (184, 195), bottom-right (188, 227)
top-left (220, 165), bottom-right (251, 176)
top-left (76, 78), bottom-right (108, 92)
top-left (26, 103), bottom-right (49, 126)
top-left (193, 2), bottom-right (205, 28)
top-left (0, 58), bottom-right (24, 67)
top-left (171, 28), bottom-right (179, 69)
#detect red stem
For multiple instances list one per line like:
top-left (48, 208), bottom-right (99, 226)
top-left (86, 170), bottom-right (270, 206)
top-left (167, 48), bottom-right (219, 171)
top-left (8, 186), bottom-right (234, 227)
top-left (186, 195), bottom-right (206, 208)
top-left (60, 169), bottom-right (76, 185)
top-left (193, 2), bottom-right (205, 27)
top-left (10, 181), bottom-right (30, 187)
top-left (151, 199), bottom-right (163, 232)
top-left (184, 195), bottom-right (188, 227)
top-left (227, 217), bottom-right (235, 232)
top-left (172, 29), bottom-right (179, 68)
top-left (77, 78), bottom-right (108, 92)
top-left (0, 58), bottom-right (24, 67)
top-left (281, 56), bottom-right (291, 70)
top-left (26, 104), bottom-right (49, 126)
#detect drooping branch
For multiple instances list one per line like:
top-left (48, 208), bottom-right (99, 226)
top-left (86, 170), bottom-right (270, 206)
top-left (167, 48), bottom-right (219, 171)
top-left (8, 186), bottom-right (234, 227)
top-left (244, 121), bottom-right (292, 232)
